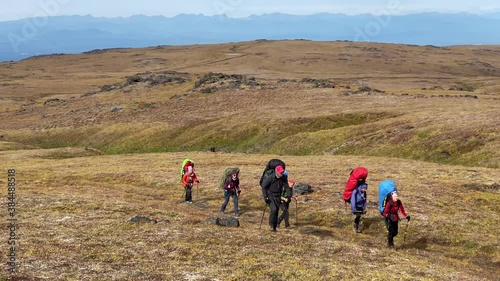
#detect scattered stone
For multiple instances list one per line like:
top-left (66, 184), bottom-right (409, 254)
top-left (124, 71), bottom-right (187, 87)
top-left (206, 216), bottom-right (240, 227)
top-left (43, 98), bottom-right (65, 106)
top-left (294, 183), bottom-right (314, 195)
top-left (128, 215), bottom-right (158, 224)
top-left (300, 78), bottom-right (335, 88)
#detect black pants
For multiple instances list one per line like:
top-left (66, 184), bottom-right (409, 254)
top-left (386, 218), bottom-right (399, 245)
top-left (278, 201), bottom-right (290, 227)
top-left (268, 194), bottom-right (281, 230)
top-left (185, 187), bottom-right (192, 202)
top-left (353, 207), bottom-right (363, 226)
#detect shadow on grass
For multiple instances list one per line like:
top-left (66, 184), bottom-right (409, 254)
top-left (299, 226), bottom-right (334, 238)
top-left (399, 237), bottom-right (429, 250)
top-left (399, 235), bottom-right (453, 250)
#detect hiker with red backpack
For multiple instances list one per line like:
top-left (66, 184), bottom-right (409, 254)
top-left (382, 190), bottom-right (410, 248)
top-left (261, 164), bottom-right (291, 231)
top-left (220, 169), bottom-right (241, 217)
top-left (342, 167), bottom-right (368, 202)
top-left (351, 182), bottom-right (368, 233)
top-left (343, 167), bottom-right (369, 233)
top-left (182, 165), bottom-right (199, 204)
top-left (277, 178), bottom-right (297, 229)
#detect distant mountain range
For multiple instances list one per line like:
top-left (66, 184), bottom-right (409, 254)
top-left (1, 12), bottom-right (499, 62)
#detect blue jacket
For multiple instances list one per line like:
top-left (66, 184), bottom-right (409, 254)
top-left (350, 184), bottom-right (367, 213)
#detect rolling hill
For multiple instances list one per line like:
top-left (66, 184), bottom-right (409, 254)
top-left (0, 40), bottom-right (499, 280)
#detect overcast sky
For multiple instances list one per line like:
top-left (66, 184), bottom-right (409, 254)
top-left (1, 0), bottom-right (499, 22)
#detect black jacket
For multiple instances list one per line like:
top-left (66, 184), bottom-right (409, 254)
top-left (261, 171), bottom-right (291, 199)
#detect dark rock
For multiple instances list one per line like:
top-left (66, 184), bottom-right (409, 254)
top-left (206, 216), bottom-right (240, 227)
top-left (128, 215), bottom-right (157, 224)
top-left (294, 183), bottom-right (314, 195)
top-left (100, 85), bottom-right (115, 92)
top-left (43, 98), bottom-right (64, 106)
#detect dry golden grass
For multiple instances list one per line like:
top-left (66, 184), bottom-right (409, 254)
top-left (0, 40), bottom-right (499, 280)
top-left (0, 149), bottom-right (499, 280)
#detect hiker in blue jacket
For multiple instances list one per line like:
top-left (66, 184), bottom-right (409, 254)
top-left (351, 182), bottom-right (368, 233)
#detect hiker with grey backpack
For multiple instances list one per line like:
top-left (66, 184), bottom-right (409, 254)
top-left (220, 169), bottom-right (241, 217)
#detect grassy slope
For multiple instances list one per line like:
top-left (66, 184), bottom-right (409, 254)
top-left (0, 41), bottom-right (499, 167)
top-left (0, 149), bottom-right (499, 280)
top-left (0, 40), bottom-right (499, 280)
top-left (1, 82), bottom-right (499, 167)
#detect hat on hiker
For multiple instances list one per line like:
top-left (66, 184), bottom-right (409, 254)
top-left (275, 165), bottom-right (285, 175)
top-left (289, 179), bottom-right (295, 187)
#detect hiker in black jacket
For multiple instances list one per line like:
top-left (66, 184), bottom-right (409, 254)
top-left (278, 179), bottom-right (296, 229)
top-left (261, 165), bottom-right (292, 231)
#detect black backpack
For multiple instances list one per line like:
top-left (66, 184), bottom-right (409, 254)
top-left (259, 159), bottom-right (286, 187)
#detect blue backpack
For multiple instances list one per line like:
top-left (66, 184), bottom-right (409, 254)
top-left (378, 180), bottom-right (397, 214)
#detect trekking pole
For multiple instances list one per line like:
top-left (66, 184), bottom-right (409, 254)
top-left (259, 205), bottom-right (267, 229)
top-left (295, 197), bottom-right (298, 226)
top-left (403, 220), bottom-right (411, 244)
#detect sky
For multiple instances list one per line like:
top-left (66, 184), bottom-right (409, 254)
top-left (1, 0), bottom-right (499, 22)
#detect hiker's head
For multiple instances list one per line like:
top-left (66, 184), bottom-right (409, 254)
top-left (360, 184), bottom-right (367, 192)
top-left (231, 171), bottom-right (238, 179)
top-left (187, 166), bottom-right (193, 173)
top-left (289, 179), bottom-right (295, 188)
top-left (275, 165), bottom-right (285, 177)
top-left (391, 191), bottom-right (398, 201)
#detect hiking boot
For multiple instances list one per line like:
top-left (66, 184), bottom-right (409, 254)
top-left (188, 201), bottom-right (193, 204)
top-left (355, 224), bottom-right (362, 233)
top-left (234, 213), bottom-right (240, 217)
top-left (387, 242), bottom-right (395, 249)
top-left (353, 223), bottom-right (359, 233)
top-left (269, 225), bottom-right (276, 232)
top-left (285, 226), bottom-right (291, 230)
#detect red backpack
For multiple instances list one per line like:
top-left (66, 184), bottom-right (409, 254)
top-left (342, 167), bottom-right (368, 201)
